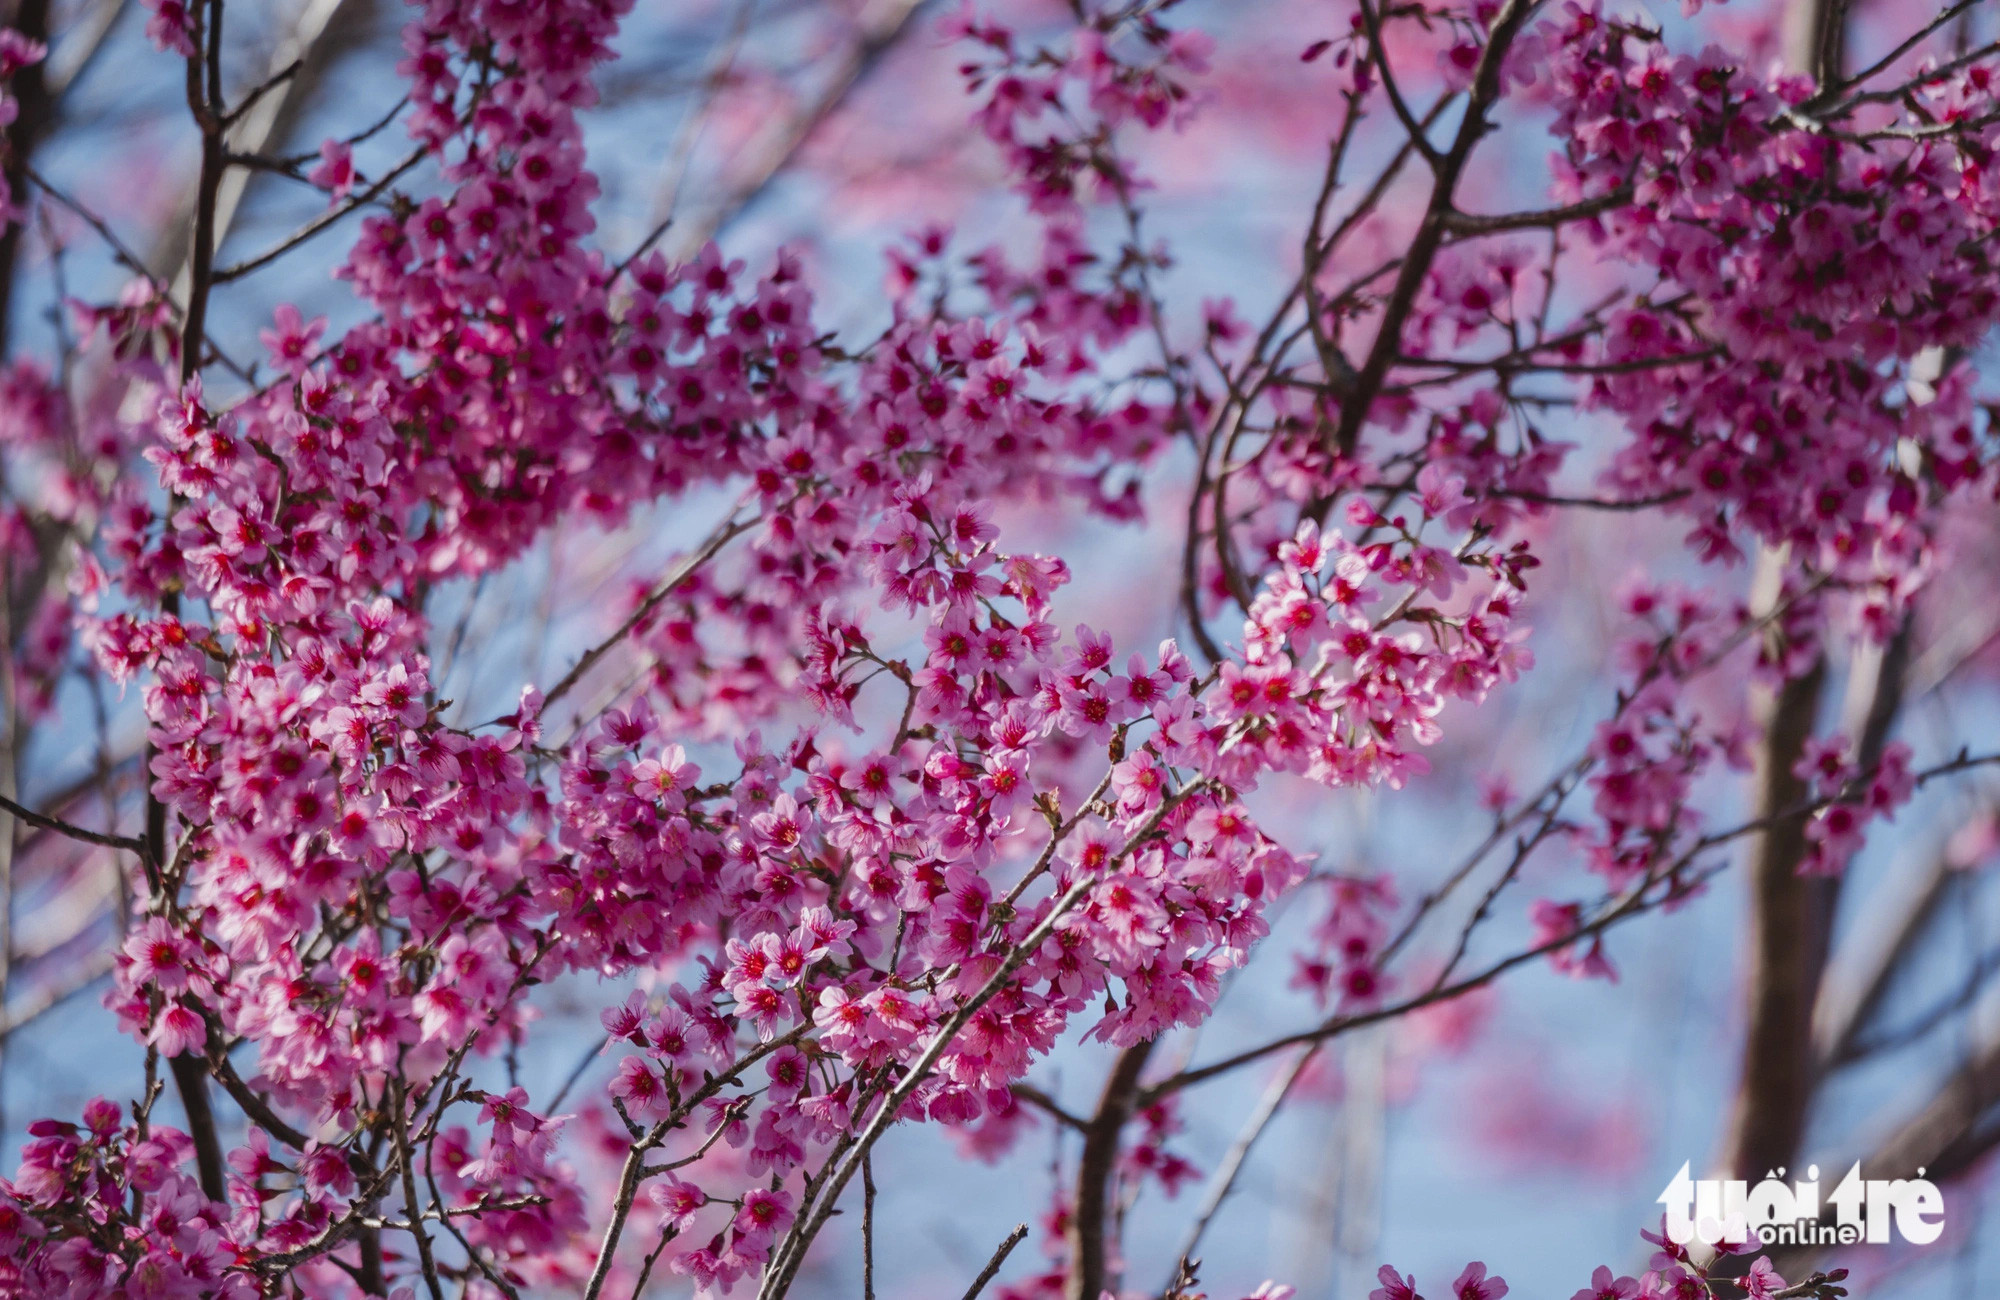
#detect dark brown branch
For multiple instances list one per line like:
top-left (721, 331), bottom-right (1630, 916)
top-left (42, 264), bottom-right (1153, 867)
top-left (1770, 1027), bottom-right (2000, 1278)
top-left (1822, 0), bottom-right (1978, 106)
top-left (1441, 185), bottom-right (1634, 235)
top-left (862, 1152), bottom-right (878, 1300)
top-left (205, 1027), bottom-right (313, 1150)
top-left (1717, 0), bottom-right (1855, 1186)
top-left (580, 1122), bottom-right (658, 1300)
top-left (1812, 831), bottom-right (1955, 1069)
top-left (160, 3), bottom-right (229, 1206)
top-left (389, 1077), bottom-right (445, 1300)
top-left (222, 57), bottom-right (301, 127)
top-left (177, 0), bottom-right (226, 386)
top-left (211, 141), bottom-right (425, 284)
top-left (1492, 488), bottom-right (1692, 512)
top-left (1326, 0), bottom-right (1540, 458)
top-left (1355, 0), bottom-right (1440, 167)
top-left (169, 1051), bottom-right (229, 1204)
top-left (1066, 1040), bottom-right (1155, 1300)
top-left (205, 0), bottom-right (371, 254)
top-left (1010, 1082), bottom-right (1089, 1131)
top-left (0, 582), bottom-right (18, 1138)
top-left (0, 792), bottom-right (144, 853)
top-left (1770, 1272), bottom-right (1855, 1300)
top-left (1721, 646), bottom-right (1829, 1181)
top-left (0, 0), bottom-right (52, 358)
top-left (1142, 747), bottom-right (2000, 1105)
top-left (10, 752), bottom-right (143, 858)
top-left (963, 1223), bottom-right (1030, 1300)
top-left (153, 0), bottom-right (365, 300)
top-left (1833, 37), bottom-right (2000, 113)
top-left (1843, 939), bottom-right (2000, 1061)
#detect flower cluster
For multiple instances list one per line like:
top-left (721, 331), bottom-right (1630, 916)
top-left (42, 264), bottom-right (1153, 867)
top-left (1547, 6), bottom-right (2000, 623)
top-left (0, 1099), bottom-right (249, 1299)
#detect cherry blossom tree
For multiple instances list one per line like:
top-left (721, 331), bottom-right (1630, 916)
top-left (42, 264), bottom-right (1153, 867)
top-left (1, 0), bottom-right (1999, 1296)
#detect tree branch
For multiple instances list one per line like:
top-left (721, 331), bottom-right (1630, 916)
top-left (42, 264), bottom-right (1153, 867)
top-left (1326, 0), bottom-right (1540, 458)
top-left (0, 792), bottom-right (144, 854)
top-left (1770, 1025), bottom-right (2000, 1277)
top-left (1812, 827), bottom-right (1958, 1070)
top-left (160, 0), bottom-right (367, 297)
top-left (964, 1223), bottom-right (1030, 1300)
top-left (1717, 0), bottom-right (1856, 1184)
top-left (1161, 1044), bottom-right (1317, 1294)
top-left (1720, 633), bottom-right (1829, 1181)
top-left (1441, 185), bottom-right (1634, 235)
top-left (0, 0), bottom-right (53, 358)
top-left (160, 3), bottom-right (232, 1209)
top-left (1354, 0), bottom-right (1439, 167)
top-left (169, 1051), bottom-right (229, 1204)
top-left (1142, 746), bottom-right (2000, 1106)
top-left (756, 784), bottom-right (1212, 1299)
top-left (1066, 1040), bottom-right (1155, 1300)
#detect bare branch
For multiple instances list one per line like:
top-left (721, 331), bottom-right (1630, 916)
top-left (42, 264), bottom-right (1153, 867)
top-left (1010, 1082), bottom-right (1089, 1131)
top-left (0, 791), bottom-right (144, 854)
top-left (1442, 185), bottom-right (1635, 235)
top-left (168, 0), bottom-right (369, 295)
top-left (1143, 747), bottom-right (2000, 1105)
top-left (0, 0), bottom-right (54, 358)
top-left (1354, 0), bottom-right (1440, 168)
top-left (1823, 0), bottom-right (1978, 105)
top-left (1066, 1040), bottom-right (1155, 1300)
top-left (1162, 1045), bottom-right (1317, 1292)
top-left (541, 507), bottom-right (756, 712)
top-left (1770, 1026), bottom-right (2000, 1278)
top-left (1716, 0), bottom-right (1860, 1185)
top-left (963, 1223), bottom-right (1030, 1300)
top-left (1720, 612), bottom-right (1829, 1180)
top-left (1813, 831), bottom-right (1958, 1069)
top-left (211, 141), bottom-right (424, 283)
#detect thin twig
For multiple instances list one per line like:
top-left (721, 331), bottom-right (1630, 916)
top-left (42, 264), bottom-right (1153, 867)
top-left (1161, 1045), bottom-right (1317, 1296)
top-left (212, 142), bottom-right (427, 283)
top-left (961, 1223), bottom-right (1030, 1300)
top-left (541, 508), bottom-right (755, 711)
